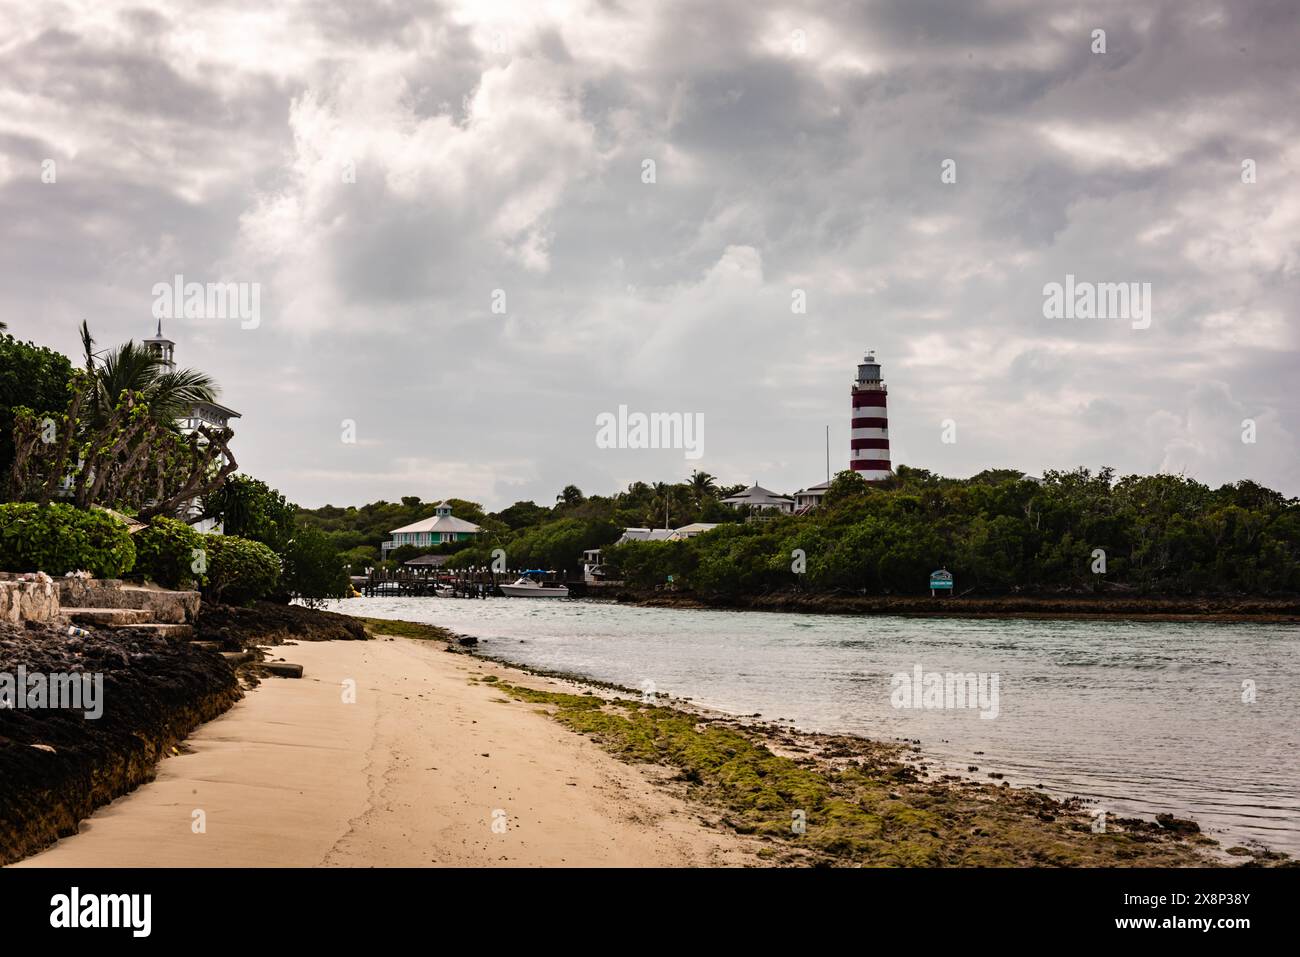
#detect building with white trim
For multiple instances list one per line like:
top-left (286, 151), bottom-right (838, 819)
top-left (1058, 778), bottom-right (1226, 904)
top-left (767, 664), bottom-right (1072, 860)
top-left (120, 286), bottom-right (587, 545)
top-left (143, 320), bottom-right (241, 533)
top-left (720, 484), bottom-right (794, 514)
top-left (383, 502), bottom-right (483, 556)
top-left (793, 480), bottom-right (832, 512)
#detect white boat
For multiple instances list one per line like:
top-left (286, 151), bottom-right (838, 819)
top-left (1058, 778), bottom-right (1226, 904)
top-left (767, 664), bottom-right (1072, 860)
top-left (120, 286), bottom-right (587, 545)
top-left (499, 576), bottom-right (569, 598)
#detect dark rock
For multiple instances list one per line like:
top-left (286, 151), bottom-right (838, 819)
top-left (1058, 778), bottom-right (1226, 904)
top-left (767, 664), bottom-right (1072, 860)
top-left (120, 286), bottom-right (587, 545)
top-left (194, 602), bottom-right (368, 649)
top-left (1155, 813), bottom-right (1200, 834)
top-left (0, 621), bottom-right (241, 865)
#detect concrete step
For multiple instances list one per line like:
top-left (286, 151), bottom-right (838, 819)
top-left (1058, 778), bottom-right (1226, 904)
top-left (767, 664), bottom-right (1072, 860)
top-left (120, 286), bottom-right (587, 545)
top-left (190, 640), bottom-right (223, 653)
top-left (119, 586), bottom-right (200, 623)
top-left (57, 580), bottom-right (199, 623)
top-left (64, 607), bottom-right (154, 626)
top-left (220, 650), bottom-right (255, 666)
top-left (263, 661), bottom-right (304, 679)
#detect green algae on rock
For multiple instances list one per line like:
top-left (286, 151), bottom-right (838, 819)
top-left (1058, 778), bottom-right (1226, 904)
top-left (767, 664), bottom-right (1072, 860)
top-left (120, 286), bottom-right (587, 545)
top-left (494, 680), bottom-right (1238, 868)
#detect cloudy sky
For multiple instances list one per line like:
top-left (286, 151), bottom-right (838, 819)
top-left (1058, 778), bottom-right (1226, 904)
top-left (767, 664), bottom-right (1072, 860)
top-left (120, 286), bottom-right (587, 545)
top-left (1, 0), bottom-right (1296, 509)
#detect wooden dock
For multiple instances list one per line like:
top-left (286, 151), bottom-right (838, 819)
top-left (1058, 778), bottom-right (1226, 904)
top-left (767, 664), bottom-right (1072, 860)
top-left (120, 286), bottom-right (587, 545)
top-left (361, 567), bottom-right (502, 598)
top-left (359, 567), bottom-right (604, 599)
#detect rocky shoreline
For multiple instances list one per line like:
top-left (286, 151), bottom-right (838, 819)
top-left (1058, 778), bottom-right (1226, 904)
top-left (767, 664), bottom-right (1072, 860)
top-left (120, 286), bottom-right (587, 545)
top-left (620, 590), bottom-right (1300, 623)
top-left (0, 621), bottom-right (242, 865)
top-left (1, 601), bottom-right (372, 865)
top-left (194, 600), bottom-right (368, 649)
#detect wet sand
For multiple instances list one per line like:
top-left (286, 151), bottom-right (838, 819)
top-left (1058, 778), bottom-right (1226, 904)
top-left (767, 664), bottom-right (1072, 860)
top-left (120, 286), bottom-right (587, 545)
top-left (16, 636), bottom-right (754, 868)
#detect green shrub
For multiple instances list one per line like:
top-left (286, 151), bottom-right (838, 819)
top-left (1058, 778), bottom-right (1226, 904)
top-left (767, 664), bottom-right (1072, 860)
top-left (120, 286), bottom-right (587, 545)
top-left (0, 502), bottom-right (135, 577)
top-left (134, 516), bottom-right (206, 588)
top-left (281, 522), bottom-right (350, 606)
top-left (202, 534), bottom-right (281, 604)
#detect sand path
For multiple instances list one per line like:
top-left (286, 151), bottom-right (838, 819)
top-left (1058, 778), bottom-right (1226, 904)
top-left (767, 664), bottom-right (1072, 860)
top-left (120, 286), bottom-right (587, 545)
top-left (16, 636), bottom-right (752, 867)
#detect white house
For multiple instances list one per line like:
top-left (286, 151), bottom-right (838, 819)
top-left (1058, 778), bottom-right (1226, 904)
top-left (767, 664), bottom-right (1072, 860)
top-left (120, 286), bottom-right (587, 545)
top-left (720, 484), bottom-right (794, 514)
top-left (584, 523), bottom-right (721, 583)
top-left (383, 502), bottom-right (483, 556)
top-left (143, 320), bottom-right (241, 534)
top-left (793, 480), bottom-right (832, 513)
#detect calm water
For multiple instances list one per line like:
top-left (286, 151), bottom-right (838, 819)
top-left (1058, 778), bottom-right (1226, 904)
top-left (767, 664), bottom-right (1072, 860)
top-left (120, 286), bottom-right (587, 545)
top-left (328, 597), bottom-right (1300, 854)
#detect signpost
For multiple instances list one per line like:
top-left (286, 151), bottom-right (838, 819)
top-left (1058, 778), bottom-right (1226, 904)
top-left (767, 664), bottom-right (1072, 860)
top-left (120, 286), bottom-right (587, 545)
top-left (929, 568), bottom-right (954, 598)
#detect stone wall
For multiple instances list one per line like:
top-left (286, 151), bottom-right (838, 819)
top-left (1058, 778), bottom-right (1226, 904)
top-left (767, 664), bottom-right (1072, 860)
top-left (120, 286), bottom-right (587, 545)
top-left (0, 573), bottom-right (60, 624)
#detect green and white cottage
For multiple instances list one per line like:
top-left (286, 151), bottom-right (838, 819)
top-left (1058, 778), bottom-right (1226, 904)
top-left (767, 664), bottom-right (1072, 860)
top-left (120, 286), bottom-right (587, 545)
top-left (382, 502), bottom-right (482, 557)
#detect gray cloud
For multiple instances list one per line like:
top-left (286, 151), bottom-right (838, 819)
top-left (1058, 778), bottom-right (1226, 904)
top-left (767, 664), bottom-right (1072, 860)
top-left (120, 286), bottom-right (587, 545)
top-left (0, 0), bottom-right (1296, 508)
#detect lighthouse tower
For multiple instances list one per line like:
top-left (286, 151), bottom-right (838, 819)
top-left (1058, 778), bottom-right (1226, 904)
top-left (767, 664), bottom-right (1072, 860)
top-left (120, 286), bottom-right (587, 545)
top-left (850, 350), bottom-right (891, 482)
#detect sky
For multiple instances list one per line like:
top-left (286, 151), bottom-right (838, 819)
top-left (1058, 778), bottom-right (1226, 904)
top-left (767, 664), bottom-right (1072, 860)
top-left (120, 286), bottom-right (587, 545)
top-left (1, 0), bottom-right (1296, 510)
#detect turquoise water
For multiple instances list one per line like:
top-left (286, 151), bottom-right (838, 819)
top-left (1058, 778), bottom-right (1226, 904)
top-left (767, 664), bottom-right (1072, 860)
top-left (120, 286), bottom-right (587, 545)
top-left (328, 596), bottom-right (1300, 855)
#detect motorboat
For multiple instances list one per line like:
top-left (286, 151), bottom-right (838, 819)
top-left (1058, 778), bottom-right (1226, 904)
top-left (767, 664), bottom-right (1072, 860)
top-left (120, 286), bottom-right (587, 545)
top-left (499, 575), bottom-right (569, 598)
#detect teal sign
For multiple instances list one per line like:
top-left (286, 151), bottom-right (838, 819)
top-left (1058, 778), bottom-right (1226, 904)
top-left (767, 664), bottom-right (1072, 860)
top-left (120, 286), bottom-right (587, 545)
top-left (929, 569), bottom-right (954, 591)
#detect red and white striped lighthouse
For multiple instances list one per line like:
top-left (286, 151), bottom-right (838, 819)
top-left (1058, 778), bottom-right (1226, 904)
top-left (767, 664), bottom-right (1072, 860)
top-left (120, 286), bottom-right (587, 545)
top-left (850, 351), bottom-right (891, 482)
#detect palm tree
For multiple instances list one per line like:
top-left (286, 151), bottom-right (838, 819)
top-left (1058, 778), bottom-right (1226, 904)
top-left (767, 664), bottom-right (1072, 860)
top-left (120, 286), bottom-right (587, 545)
top-left (79, 321), bottom-right (219, 428)
top-left (650, 481), bottom-right (674, 528)
top-left (689, 469), bottom-right (717, 505)
top-left (556, 484), bottom-right (585, 507)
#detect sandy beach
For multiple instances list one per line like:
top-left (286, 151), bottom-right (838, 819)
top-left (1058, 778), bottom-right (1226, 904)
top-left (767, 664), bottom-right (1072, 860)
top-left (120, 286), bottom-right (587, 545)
top-left (16, 635), bottom-right (755, 868)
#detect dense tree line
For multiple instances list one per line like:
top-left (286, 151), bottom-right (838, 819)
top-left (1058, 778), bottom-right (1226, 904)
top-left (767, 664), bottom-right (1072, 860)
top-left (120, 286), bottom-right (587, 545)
top-left (606, 467), bottom-right (1300, 596)
top-left (297, 465), bottom-right (1299, 595)
top-left (296, 471), bottom-right (742, 572)
top-left (299, 461), bottom-right (1295, 597)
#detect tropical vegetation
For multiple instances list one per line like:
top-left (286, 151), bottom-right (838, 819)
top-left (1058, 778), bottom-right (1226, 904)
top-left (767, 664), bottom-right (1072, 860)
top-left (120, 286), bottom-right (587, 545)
top-left (300, 466), bottom-right (1300, 596)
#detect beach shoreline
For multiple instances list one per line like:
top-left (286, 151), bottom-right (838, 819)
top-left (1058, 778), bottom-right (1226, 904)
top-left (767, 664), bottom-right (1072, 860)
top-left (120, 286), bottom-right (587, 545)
top-left (12, 616), bottom-right (1287, 867)
top-left (13, 632), bottom-right (758, 868)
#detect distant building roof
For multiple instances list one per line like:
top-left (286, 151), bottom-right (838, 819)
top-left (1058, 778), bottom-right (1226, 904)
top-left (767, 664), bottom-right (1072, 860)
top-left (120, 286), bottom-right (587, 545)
top-left (143, 319), bottom-right (174, 346)
top-left (191, 400), bottom-right (242, 420)
top-left (721, 484), bottom-right (794, 507)
top-left (390, 512), bottom-right (483, 534)
top-left (617, 527), bottom-right (675, 544)
top-left (794, 480), bottom-right (832, 495)
top-left (669, 523), bottom-right (721, 539)
top-left (617, 523), bottom-right (722, 544)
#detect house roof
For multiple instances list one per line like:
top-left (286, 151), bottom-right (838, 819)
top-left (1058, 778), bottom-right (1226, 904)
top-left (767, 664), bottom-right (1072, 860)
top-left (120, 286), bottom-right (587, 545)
top-left (143, 319), bottom-right (174, 345)
top-left (794, 480), bottom-right (832, 495)
top-left (670, 523), bottom-right (720, 536)
top-left (191, 400), bottom-right (242, 420)
top-left (617, 527), bottom-right (675, 544)
top-left (389, 514), bottom-right (482, 534)
top-left (721, 484), bottom-right (793, 506)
